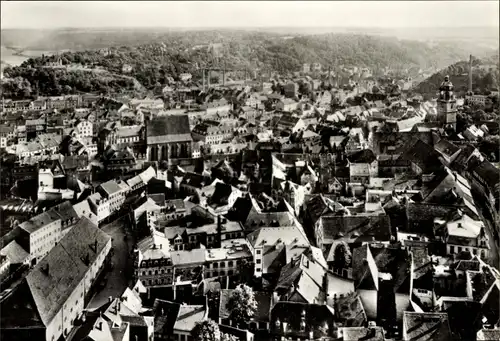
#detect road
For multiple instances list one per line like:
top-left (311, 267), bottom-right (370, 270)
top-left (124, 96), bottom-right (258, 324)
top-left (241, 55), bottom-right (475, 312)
top-left (87, 215), bottom-right (135, 309)
top-left (471, 187), bottom-right (499, 269)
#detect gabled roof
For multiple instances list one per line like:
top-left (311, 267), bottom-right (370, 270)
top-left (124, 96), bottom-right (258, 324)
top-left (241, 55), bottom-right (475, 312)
top-left (146, 115), bottom-right (193, 144)
top-left (153, 299), bottom-right (181, 335)
top-left (276, 253), bottom-right (324, 292)
top-left (2, 218), bottom-right (110, 328)
top-left (399, 139), bottom-right (444, 174)
top-left (353, 244), bottom-right (411, 293)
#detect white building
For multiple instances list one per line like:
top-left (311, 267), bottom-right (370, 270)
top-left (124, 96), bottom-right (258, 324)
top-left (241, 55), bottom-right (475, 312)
top-left (0, 217), bottom-right (112, 341)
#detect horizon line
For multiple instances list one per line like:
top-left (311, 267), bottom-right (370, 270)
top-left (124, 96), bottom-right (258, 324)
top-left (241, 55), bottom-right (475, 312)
top-left (2, 25), bottom-right (500, 30)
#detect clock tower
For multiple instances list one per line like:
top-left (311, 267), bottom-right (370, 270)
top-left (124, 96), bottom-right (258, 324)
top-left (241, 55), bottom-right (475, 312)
top-left (437, 75), bottom-right (457, 131)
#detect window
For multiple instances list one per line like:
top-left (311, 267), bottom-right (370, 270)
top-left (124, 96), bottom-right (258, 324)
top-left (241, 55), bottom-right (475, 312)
top-left (256, 267), bottom-right (262, 272)
top-left (256, 259), bottom-right (262, 264)
top-left (256, 249), bottom-right (261, 255)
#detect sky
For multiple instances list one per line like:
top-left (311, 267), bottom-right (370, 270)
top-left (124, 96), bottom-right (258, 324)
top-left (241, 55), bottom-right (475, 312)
top-left (1, 1), bottom-right (499, 29)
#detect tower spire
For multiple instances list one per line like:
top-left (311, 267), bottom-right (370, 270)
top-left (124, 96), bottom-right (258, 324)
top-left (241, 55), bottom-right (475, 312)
top-left (468, 54), bottom-right (473, 94)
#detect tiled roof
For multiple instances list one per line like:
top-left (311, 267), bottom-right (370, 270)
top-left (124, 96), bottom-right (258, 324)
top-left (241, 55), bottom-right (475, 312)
top-left (146, 115), bottom-right (192, 144)
top-left (21, 218), bottom-right (110, 326)
top-left (334, 293), bottom-right (367, 327)
top-left (18, 210), bottom-right (61, 234)
top-left (153, 299), bottom-right (181, 335)
top-left (402, 312), bottom-right (452, 341)
top-left (318, 214), bottom-right (392, 244)
top-left (434, 139), bottom-right (460, 158)
top-left (342, 326), bottom-right (385, 341)
top-left (477, 329), bottom-right (500, 341)
top-left (0, 240), bottom-right (29, 264)
top-left (99, 179), bottom-right (126, 197)
top-left (174, 305), bottom-right (206, 332)
top-left (347, 149), bottom-right (376, 164)
top-left (276, 254), bottom-right (324, 292)
top-left (398, 139), bottom-right (444, 174)
top-left (247, 226), bottom-right (309, 248)
top-left (473, 160), bottom-right (500, 187)
top-left (353, 244), bottom-right (411, 293)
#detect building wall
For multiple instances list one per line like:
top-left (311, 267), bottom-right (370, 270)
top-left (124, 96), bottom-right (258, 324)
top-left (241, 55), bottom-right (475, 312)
top-left (254, 247), bottom-right (263, 277)
top-left (358, 289), bottom-right (377, 320)
top-left (395, 293), bottom-right (410, 322)
top-left (29, 219), bottom-right (63, 261)
top-left (447, 243), bottom-right (488, 259)
top-left (46, 237), bottom-right (111, 341)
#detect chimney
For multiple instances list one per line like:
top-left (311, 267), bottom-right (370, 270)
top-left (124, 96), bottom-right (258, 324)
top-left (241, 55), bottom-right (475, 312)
top-left (468, 54), bottom-right (473, 94)
top-left (42, 264), bottom-right (49, 275)
top-left (109, 296), bottom-right (113, 303)
top-left (94, 239), bottom-right (98, 252)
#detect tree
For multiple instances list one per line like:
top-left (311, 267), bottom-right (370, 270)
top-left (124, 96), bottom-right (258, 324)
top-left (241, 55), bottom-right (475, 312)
top-left (192, 319), bottom-right (220, 341)
top-left (333, 241), bottom-right (352, 270)
top-left (227, 284), bottom-right (257, 328)
top-left (236, 259), bottom-right (255, 285)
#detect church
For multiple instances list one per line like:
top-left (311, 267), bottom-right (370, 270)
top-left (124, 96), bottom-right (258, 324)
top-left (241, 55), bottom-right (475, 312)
top-left (146, 115), bottom-right (193, 162)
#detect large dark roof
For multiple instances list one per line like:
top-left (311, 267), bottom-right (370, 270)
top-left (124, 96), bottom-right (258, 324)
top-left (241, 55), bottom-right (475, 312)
top-left (347, 149), bottom-right (376, 164)
top-left (399, 139), bottom-right (444, 174)
top-left (353, 244), bottom-right (411, 293)
top-left (319, 214), bottom-right (392, 244)
top-left (153, 299), bottom-right (181, 335)
top-left (473, 160), bottom-right (500, 187)
top-left (146, 115), bottom-right (192, 144)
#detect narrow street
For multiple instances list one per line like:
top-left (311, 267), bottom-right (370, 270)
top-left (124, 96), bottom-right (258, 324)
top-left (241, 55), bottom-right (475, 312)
top-left (87, 215), bottom-right (135, 309)
top-left (471, 187), bottom-right (499, 269)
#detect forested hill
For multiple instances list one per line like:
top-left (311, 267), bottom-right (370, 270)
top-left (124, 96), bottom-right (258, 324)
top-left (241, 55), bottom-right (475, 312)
top-left (1, 31), bottom-right (494, 98)
top-left (413, 55), bottom-right (499, 97)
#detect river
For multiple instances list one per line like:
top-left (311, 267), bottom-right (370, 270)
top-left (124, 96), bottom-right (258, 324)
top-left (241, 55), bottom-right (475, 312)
top-left (1, 46), bottom-right (55, 67)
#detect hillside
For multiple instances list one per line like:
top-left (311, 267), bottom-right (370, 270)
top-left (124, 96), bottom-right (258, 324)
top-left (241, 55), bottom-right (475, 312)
top-left (414, 55), bottom-right (499, 97)
top-left (1, 31), bottom-right (495, 98)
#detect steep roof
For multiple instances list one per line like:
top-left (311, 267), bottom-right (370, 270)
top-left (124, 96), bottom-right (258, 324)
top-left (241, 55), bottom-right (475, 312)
top-left (318, 214), bottom-right (392, 244)
top-left (342, 326), bottom-right (385, 341)
top-left (347, 149), bottom-right (376, 164)
top-left (2, 218), bottom-right (110, 328)
top-left (399, 139), bottom-right (444, 174)
top-left (147, 115), bottom-right (193, 144)
top-left (0, 240), bottom-right (29, 264)
top-left (403, 312), bottom-right (452, 341)
top-left (153, 299), bottom-right (181, 335)
top-left (353, 244), bottom-right (411, 293)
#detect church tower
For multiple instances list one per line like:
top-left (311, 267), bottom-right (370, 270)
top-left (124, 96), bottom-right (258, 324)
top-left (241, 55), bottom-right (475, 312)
top-left (437, 75), bottom-right (457, 131)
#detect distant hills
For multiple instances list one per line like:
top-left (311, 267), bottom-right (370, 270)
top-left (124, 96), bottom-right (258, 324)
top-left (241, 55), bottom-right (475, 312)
top-left (1, 30), bottom-right (498, 98)
top-left (413, 54), bottom-right (499, 97)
